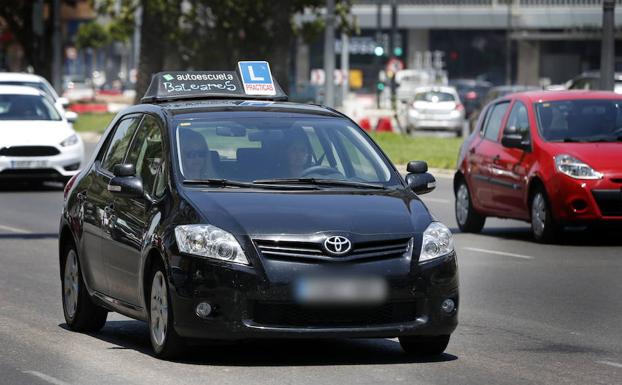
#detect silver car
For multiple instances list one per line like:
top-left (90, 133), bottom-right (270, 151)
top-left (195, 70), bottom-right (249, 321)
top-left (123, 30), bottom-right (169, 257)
top-left (406, 86), bottom-right (465, 136)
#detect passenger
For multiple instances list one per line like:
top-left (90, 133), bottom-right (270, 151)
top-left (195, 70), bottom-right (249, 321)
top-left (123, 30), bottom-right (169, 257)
top-left (179, 129), bottom-right (216, 179)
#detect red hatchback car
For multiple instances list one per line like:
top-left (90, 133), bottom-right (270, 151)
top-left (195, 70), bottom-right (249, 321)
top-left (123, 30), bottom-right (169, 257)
top-left (454, 91), bottom-right (622, 242)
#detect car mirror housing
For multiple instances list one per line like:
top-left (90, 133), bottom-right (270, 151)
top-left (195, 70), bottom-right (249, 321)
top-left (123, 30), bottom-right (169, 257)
top-left (107, 176), bottom-right (144, 198)
top-left (406, 160), bottom-right (428, 174)
top-left (406, 172), bottom-right (436, 195)
top-left (112, 163), bottom-right (136, 177)
top-left (501, 134), bottom-right (531, 151)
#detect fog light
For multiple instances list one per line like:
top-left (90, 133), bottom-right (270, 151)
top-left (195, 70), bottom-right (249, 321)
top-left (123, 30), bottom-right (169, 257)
top-left (195, 302), bottom-right (212, 318)
top-left (441, 299), bottom-right (455, 314)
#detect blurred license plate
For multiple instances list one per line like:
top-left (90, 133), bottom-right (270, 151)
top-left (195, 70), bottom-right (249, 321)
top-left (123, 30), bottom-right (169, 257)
top-left (10, 160), bottom-right (48, 169)
top-left (295, 277), bottom-right (387, 305)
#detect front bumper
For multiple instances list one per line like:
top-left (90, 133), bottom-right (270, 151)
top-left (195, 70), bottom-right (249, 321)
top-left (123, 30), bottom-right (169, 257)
top-left (548, 172), bottom-right (622, 223)
top-left (168, 252), bottom-right (459, 341)
top-left (408, 112), bottom-right (464, 131)
top-left (0, 142), bottom-right (84, 180)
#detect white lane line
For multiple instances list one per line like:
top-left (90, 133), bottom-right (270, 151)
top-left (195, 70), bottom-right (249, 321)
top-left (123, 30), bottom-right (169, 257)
top-left (23, 371), bottom-right (72, 385)
top-left (462, 246), bottom-right (534, 260)
top-left (421, 197), bottom-right (451, 204)
top-left (597, 360), bottom-right (622, 369)
top-left (0, 224), bottom-right (30, 234)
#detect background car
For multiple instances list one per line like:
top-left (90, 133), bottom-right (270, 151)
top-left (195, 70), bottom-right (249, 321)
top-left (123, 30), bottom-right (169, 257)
top-left (406, 86), bottom-right (465, 136)
top-left (454, 90), bottom-right (622, 242)
top-left (0, 85), bottom-right (84, 183)
top-left (566, 71), bottom-right (622, 94)
top-left (0, 72), bottom-right (78, 124)
top-left (449, 78), bottom-right (492, 118)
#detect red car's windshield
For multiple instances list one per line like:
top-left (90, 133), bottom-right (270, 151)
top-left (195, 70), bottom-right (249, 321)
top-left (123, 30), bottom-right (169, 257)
top-left (535, 99), bottom-right (622, 142)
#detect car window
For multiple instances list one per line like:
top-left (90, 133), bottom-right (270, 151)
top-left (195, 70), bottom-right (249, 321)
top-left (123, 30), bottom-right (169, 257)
top-left (174, 113), bottom-right (395, 185)
top-left (126, 115), bottom-right (165, 198)
top-left (483, 102), bottom-right (510, 142)
top-left (414, 91), bottom-right (456, 102)
top-left (535, 99), bottom-right (622, 142)
top-left (504, 101), bottom-right (531, 139)
top-left (0, 94), bottom-right (61, 121)
top-left (101, 116), bottom-right (141, 172)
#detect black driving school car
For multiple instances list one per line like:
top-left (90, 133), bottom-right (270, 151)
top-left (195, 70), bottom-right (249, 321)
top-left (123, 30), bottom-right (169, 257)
top-left (59, 62), bottom-right (458, 359)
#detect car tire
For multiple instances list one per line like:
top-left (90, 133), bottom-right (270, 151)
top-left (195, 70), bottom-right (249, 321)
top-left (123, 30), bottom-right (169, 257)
top-left (399, 335), bottom-right (450, 356)
top-left (530, 187), bottom-right (560, 243)
top-left (61, 246), bottom-right (108, 332)
top-left (148, 263), bottom-right (185, 359)
top-left (455, 180), bottom-right (485, 233)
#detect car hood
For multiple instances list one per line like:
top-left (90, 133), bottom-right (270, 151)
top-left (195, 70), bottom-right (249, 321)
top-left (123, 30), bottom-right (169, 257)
top-left (182, 188), bottom-right (432, 237)
top-left (554, 142), bottom-right (622, 174)
top-left (0, 120), bottom-right (73, 147)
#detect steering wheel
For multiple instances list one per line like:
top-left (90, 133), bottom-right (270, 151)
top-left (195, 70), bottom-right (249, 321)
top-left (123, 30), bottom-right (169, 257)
top-left (300, 165), bottom-right (343, 178)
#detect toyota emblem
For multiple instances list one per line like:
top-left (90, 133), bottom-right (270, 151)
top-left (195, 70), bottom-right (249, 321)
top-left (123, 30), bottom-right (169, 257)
top-left (324, 236), bottom-right (352, 255)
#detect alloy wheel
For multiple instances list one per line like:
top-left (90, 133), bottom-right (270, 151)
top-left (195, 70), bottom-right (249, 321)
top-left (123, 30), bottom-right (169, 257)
top-left (532, 193), bottom-right (546, 237)
top-left (150, 271), bottom-right (168, 348)
top-left (63, 249), bottom-right (79, 319)
top-left (456, 183), bottom-right (470, 226)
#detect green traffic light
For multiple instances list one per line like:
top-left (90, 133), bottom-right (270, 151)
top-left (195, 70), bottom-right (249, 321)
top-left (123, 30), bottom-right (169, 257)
top-left (377, 82), bottom-right (385, 91)
top-left (394, 47), bottom-right (403, 57)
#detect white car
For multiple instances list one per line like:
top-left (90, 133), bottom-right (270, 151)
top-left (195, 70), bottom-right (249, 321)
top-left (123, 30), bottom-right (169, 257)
top-left (406, 86), bottom-right (465, 136)
top-left (0, 72), bottom-right (78, 124)
top-left (0, 86), bottom-right (84, 182)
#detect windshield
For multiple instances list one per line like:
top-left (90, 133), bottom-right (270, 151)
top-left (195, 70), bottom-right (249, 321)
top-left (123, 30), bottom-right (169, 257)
top-left (0, 94), bottom-right (62, 121)
top-left (0, 81), bottom-right (56, 100)
top-left (174, 113), bottom-right (397, 186)
top-left (535, 99), bottom-right (622, 142)
top-left (414, 91), bottom-right (456, 102)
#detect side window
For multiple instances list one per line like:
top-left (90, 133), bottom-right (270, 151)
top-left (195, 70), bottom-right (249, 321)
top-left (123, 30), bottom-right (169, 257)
top-left (101, 116), bottom-right (141, 171)
top-left (126, 115), bottom-right (165, 198)
top-left (483, 102), bottom-right (510, 142)
top-left (504, 101), bottom-right (531, 140)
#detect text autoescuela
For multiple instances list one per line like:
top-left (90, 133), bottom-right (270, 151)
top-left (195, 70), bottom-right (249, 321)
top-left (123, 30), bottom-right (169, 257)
top-left (163, 72), bottom-right (237, 93)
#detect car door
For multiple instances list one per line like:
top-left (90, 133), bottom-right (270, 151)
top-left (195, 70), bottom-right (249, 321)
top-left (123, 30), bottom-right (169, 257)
top-left (489, 100), bottom-right (534, 220)
top-left (79, 115), bottom-right (142, 295)
top-left (106, 114), bottom-right (166, 306)
top-left (466, 100), bottom-right (510, 210)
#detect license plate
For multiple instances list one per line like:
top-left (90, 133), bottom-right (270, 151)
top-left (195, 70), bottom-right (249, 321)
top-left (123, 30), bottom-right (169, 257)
top-left (10, 160), bottom-right (48, 169)
top-left (295, 276), bottom-right (387, 305)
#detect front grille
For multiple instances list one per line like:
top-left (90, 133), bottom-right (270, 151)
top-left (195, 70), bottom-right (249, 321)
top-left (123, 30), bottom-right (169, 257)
top-left (254, 237), bottom-right (412, 263)
top-left (0, 146), bottom-right (60, 157)
top-left (252, 302), bottom-right (417, 327)
top-left (592, 189), bottom-right (622, 217)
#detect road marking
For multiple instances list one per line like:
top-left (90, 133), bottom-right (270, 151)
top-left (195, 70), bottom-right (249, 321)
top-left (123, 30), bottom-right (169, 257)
top-left (0, 224), bottom-right (30, 234)
top-left (462, 247), bottom-right (534, 260)
top-left (422, 197), bottom-right (451, 204)
top-left (597, 360), bottom-right (622, 369)
top-left (23, 371), bottom-right (72, 385)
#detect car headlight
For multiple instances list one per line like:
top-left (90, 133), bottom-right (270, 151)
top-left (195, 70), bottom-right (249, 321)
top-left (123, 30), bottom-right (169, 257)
top-left (60, 134), bottom-right (79, 147)
top-left (174, 224), bottom-right (249, 265)
top-left (419, 222), bottom-right (454, 263)
top-left (555, 154), bottom-right (603, 180)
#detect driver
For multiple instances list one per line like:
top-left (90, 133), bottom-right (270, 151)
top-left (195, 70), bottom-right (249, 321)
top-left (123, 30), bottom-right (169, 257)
top-left (283, 133), bottom-right (312, 177)
top-left (179, 129), bottom-right (217, 179)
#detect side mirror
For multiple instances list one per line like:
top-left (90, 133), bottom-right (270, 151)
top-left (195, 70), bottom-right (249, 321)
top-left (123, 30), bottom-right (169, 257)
top-left (108, 164), bottom-right (143, 198)
top-left (65, 111), bottom-right (78, 124)
top-left (405, 172), bottom-right (436, 195)
top-left (501, 134), bottom-right (531, 151)
top-left (58, 97), bottom-right (70, 107)
top-left (406, 160), bottom-right (428, 174)
top-left (112, 163), bottom-right (136, 177)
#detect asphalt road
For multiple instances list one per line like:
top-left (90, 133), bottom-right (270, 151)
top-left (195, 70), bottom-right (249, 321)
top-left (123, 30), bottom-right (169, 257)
top-left (1, 143), bottom-right (621, 385)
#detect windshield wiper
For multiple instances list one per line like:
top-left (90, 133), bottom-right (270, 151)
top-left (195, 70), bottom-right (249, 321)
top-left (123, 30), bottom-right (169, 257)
top-left (183, 178), bottom-right (318, 190)
top-left (253, 178), bottom-right (386, 189)
top-left (183, 178), bottom-right (255, 188)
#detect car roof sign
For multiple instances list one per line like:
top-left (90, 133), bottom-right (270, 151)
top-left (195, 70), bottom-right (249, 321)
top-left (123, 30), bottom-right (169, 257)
top-left (237, 61), bottom-right (276, 96)
top-left (141, 65), bottom-right (287, 103)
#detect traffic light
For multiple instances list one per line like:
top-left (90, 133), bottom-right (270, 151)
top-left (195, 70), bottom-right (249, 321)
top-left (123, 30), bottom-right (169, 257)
top-left (374, 46), bottom-right (384, 57)
top-left (377, 82), bottom-right (385, 91)
top-left (393, 47), bottom-right (403, 57)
